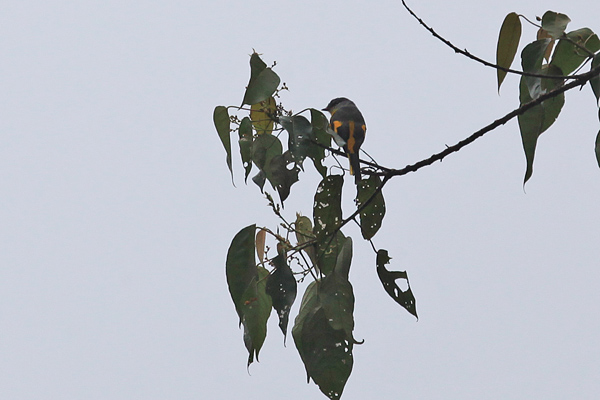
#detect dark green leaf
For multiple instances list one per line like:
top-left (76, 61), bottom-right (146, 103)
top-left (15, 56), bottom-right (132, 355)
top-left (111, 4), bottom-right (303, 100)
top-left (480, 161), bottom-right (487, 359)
top-left (251, 134), bottom-right (298, 202)
top-left (333, 236), bottom-right (352, 279)
top-left (590, 53), bottom-right (600, 104)
top-left (321, 241), bottom-right (355, 340)
top-left (252, 170), bottom-right (266, 192)
top-left (252, 133), bottom-right (283, 173)
top-left (552, 28), bottom-right (600, 76)
top-left (292, 280), bottom-right (319, 361)
top-left (517, 66), bottom-right (565, 184)
top-left (280, 115), bottom-right (313, 166)
top-left (521, 39), bottom-right (552, 99)
top-left (242, 54), bottom-right (281, 106)
top-left (249, 51), bottom-right (267, 81)
top-left (226, 224), bottom-right (257, 323)
top-left (265, 254), bottom-right (297, 343)
top-left (267, 153), bottom-right (299, 204)
top-left (250, 97), bottom-right (276, 135)
top-left (595, 130), bottom-right (600, 168)
top-left (313, 175), bottom-right (344, 275)
top-left (238, 117), bottom-right (253, 183)
top-left (241, 266), bottom-right (272, 366)
top-left (540, 11), bottom-right (571, 39)
top-left (496, 12), bottom-right (522, 91)
top-left (309, 109), bottom-right (332, 178)
top-left (376, 250), bottom-right (418, 319)
top-left (357, 175), bottom-right (386, 240)
top-left (213, 106), bottom-right (233, 180)
top-left (292, 280), bottom-right (354, 399)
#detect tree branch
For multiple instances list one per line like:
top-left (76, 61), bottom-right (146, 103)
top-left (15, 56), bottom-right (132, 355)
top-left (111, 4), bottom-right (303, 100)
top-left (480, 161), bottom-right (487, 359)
top-left (332, 64), bottom-right (600, 236)
top-left (400, 0), bottom-right (592, 81)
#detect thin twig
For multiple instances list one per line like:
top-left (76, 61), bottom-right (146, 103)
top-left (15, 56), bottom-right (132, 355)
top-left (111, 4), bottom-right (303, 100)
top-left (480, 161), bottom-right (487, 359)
top-left (400, 0), bottom-right (592, 81)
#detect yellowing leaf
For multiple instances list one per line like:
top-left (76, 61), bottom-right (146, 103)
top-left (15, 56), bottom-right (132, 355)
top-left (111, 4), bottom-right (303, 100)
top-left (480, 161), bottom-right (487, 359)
top-left (497, 12), bottom-right (522, 91)
top-left (256, 228), bottom-right (266, 263)
top-left (250, 97), bottom-right (276, 135)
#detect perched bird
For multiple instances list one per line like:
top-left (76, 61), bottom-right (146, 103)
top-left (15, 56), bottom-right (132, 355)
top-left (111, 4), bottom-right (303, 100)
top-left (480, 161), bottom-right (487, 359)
top-left (322, 97), bottom-right (366, 184)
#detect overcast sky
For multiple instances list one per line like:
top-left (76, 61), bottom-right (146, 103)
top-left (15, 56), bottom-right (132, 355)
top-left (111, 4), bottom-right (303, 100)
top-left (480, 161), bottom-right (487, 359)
top-left (1, 1), bottom-right (599, 399)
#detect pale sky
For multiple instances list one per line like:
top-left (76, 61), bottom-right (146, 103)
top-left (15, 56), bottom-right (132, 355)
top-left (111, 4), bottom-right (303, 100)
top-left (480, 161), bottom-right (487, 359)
top-left (1, 1), bottom-right (599, 399)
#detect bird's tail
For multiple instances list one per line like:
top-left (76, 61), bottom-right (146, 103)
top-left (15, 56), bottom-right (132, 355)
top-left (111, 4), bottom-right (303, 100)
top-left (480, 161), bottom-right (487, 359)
top-left (348, 153), bottom-right (361, 184)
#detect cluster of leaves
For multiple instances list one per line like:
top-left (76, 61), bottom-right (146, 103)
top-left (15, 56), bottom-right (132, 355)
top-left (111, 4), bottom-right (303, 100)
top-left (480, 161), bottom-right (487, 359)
top-left (496, 11), bottom-right (600, 182)
top-left (215, 52), bottom-right (416, 399)
top-left (216, 10), bottom-right (600, 398)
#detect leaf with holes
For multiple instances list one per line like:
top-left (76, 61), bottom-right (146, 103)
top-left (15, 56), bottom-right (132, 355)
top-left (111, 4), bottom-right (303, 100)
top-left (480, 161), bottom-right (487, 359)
top-left (376, 250), bottom-right (417, 319)
top-left (265, 254), bottom-right (297, 343)
top-left (313, 175), bottom-right (344, 275)
top-left (357, 175), bottom-right (386, 240)
top-left (292, 279), bottom-right (354, 399)
top-left (280, 115), bottom-right (313, 166)
top-left (308, 109), bottom-right (332, 177)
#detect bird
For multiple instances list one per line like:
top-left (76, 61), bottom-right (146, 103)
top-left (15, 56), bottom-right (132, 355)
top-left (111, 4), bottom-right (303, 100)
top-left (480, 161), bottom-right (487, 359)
top-left (322, 97), bottom-right (367, 184)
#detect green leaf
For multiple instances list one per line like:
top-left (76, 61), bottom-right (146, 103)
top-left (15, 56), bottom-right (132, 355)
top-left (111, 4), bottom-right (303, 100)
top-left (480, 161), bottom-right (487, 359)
top-left (226, 224), bottom-right (257, 323)
top-left (320, 239), bottom-right (356, 340)
top-left (376, 250), bottom-right (418, 319)
top-left (238, 117), bottom-right (253, 183)
top-left (249, 51), bottom-right (267, 81)
top-left (292, 280), bottom-right (354, 399)
top-left (295, 214), bottom-right (317, 267)
top-left (292, 280), bottom-right (319, 360)
top-left (496, 12), bottom-right (522, 91)
top-left (333, 236), bottom-right (353, 279)
top-left (356, 175), bottom-right (386, 240)
top-left (242, 54), bottom-right (281, 106)
top-left (517, 65), bottom-right (565, 184)
top-left (551, 28), bottom-right (600, 76)
top-left (250, 97), bottom-right (276, 135)
top-left (213, 106), bottom-right (233, 180)
top-left (251, 170), bottom-right (266, 192)
top-left (252, 133), bottom-right (283, 176)
top-left (266, 152), bottom-right (300, 204)
top-left (521, 38), bottom-right (552, 99)
top-left (589, 53), bottom-right (600, 104)
top-left (251, 135), bottom-right (299, 203)
top-left (313, 175), bottom-right (344, 275)
top-left (265, 254), bottom-right (297, 343)
top-left (280, 115), bottom-right (313, 166)
top-left (540, 11), bottom-right (571, 39)
top-left (241, 266), bottom-right (272, 366)
top-left (309, 109), bottom-right (332, 178)
top-left (595, 130), bottom-right (600, 168)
